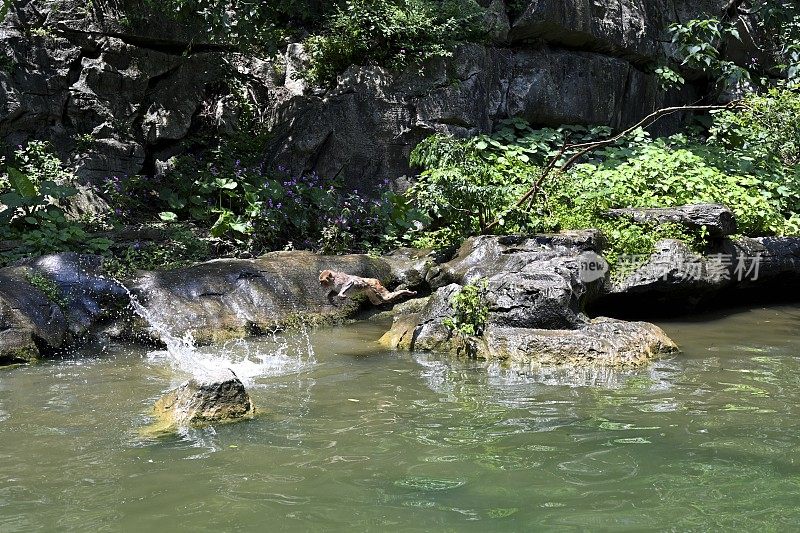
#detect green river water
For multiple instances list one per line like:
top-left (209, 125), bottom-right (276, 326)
top-left (2, 305), bottom-right (800, 531)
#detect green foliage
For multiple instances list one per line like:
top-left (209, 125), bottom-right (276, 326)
top-left (408, 133), bottom-right (535, 246)
top-left (304, 0), bottom-right (485, 85)
top-left (401, 89), bottom-right (800, 271)
top-left (666, 2), bottom-right (800, 89)
top-left (709, 88), bottom-right (800, 170)
top-left (564, 139), bottom-right (786, 235)
top-left (0, 142), bottom-right (112, 265)
top-left (75, 133), bottom-right (96, 153)
top-left (443, 279), bottom-right (489, 337)
top-left (754, 0), bottom-right (800, 84)
top-left (669, 17), bottom-right (750, 89)
top-left (102, 226), bottom-right (211, 279)
top-left (117, 132), bottom-right (419, 254)
top-left (25, 271), bottom-right (66, 308)
top-left (134, 0), bottom-right (484, 85)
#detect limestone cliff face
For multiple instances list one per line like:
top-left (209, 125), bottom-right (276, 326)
top-left (0, 0), bottom-right (737, 191)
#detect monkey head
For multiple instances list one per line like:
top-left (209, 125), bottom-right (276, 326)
top-left (319, 270), bottom-right (335, 287)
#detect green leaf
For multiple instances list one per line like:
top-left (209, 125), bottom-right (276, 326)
top-left (8, 167), bottom-right (37, 198)
top-left (0, 0), bottom-right (10, 21)
top-left (0, 191), bottom-right (26, 209)
top-left (159, 211), bottom-right (178, 222)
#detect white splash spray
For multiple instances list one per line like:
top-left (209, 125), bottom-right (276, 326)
top-left (125, 289), bottom-right (316, 386)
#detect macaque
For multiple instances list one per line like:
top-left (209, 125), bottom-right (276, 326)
top-left (319, 270), bottom-right (416, 305)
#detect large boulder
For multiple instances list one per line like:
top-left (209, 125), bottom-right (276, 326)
top-left (428, 232), bottom-right (606, 328)
top-left (19, 253), bottom-right (130, 338)
top-left (594, 235), bottom-right (800, 313)
top-left (475, 319), bottom-right (679, 368)
top-left (0, 272), bottom-right (68, 363)
top-left (129, 251), bottom-right (405, 344)
top-left (380, 232), bottom-right (677, 368)
top-left (149, 369), bottom-right (255, 434)
top-left (0, 252), bottom-right (134, 361)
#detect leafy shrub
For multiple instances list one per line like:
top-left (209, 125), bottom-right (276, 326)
top-left (304, 0), bottom-right (485, 85)
top-left (0, 142), bottom-right (111, 265)
top-left (665, 2), bottom-right (800, 89)
top-left (401, 89), bottom-right (800, 269)
top-left (443, 279), bottom-right (488, 336)
top-left (407, 127), bottom-right (542, 248)
top-left (563, 140), bottom-right (785, 235)
top-left (113, 133), bottom-right (420, 255)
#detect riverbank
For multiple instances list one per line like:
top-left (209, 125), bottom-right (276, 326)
top-left (3, 226), bottom-right (799, 368)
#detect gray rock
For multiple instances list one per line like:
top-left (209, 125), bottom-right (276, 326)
top-left (595, 236), bottom-right (800, 311)
top-left (20, 253), bottom-right (130, 338)
top-left (284, 43), bottom-right (308, 96)
top-left (606, 204), bottom-right (737, 237)
top-left (128, 251), bottom-right (398, 344)
top-left (2, 0), bottom-right (744, 194)
top-left (728, 236), bottom-right (800, 285)
top-left (428, 232), bottom-right (605, 329)
top-left (509, 0), bottom-right (729, 62)
top-left (475, 318), bottom-right (678, 368)
top-left (150, 369), bottom-right (254, 432)
top-left (378, 233), bottom-right (679, 368)
top-left (0, 272), bottom-right (68, 362)
top-left (381, 247), bottom-right (439, 291)
top-left (610, 239), bottom-right (721, 297)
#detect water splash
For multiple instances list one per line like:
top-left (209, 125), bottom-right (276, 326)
top-left (124, 289), bottom-right (315, 385)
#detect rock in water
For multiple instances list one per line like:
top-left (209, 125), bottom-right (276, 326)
top-left (149, 369), bottom-right (255, 434)
top-left (475, 319), bottom-right (679, 369)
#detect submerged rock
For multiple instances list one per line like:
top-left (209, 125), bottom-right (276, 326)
top-left (149, 369), bottom-right (255, 433)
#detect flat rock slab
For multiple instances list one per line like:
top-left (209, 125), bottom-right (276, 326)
top-left (476, 318), bottom-right (678, 369)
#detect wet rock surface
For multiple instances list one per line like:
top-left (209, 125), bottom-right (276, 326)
top-left (128, 251), bottom-right (399, 343)
top-left (381, 233), bottom-right (680, 367)
top-left (150, 369), bottom-right (254, 433)
top-left (1, 222), bottom-right (798, 366)
top-left (0, 271), bottom-right (67, 363)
